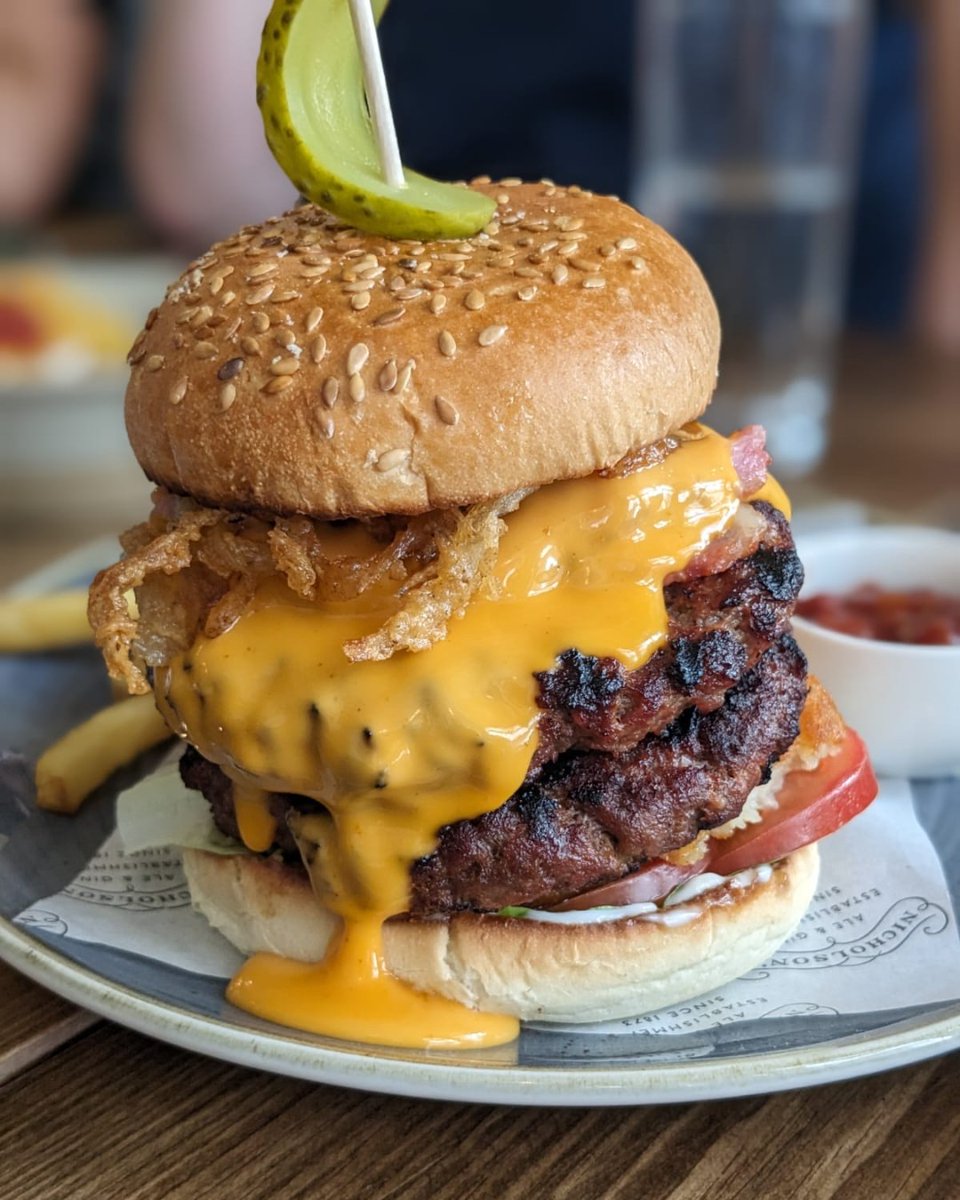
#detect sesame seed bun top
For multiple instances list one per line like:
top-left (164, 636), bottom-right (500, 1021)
top-left (124, 181), bottom-right (720, 518)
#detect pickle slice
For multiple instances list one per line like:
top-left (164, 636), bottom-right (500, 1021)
top-left (257, 0), bottom-right (496, 240)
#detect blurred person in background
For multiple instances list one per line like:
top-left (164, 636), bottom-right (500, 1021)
top-left (0, 1), bottom-right (105, 226)
top-left (1, 0), bottom-right (957, 350)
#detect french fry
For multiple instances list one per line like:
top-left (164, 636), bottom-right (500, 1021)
top-left (35, 695), bottom-right (173, 814)
top-left (0, 590), bottom-right (92, 652)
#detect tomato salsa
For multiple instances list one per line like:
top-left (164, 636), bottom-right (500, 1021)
top-left (797, 584), bottom-right (960, 646)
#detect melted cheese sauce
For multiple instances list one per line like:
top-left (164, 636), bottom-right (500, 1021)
top-left (158, 424), bottom-right (747, 1048)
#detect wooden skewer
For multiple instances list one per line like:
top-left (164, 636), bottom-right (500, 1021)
top-left (347, 0), bottom-right (405, 189)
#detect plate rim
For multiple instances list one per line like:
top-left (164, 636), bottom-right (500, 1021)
top-left (3, 914), bottom-right (958, 1106)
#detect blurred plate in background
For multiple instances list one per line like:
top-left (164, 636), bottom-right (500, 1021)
top-left (0, 257), bottom-right (177, 531)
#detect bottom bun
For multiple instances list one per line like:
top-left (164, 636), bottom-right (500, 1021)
top-left (183, 843), bottom-right (819, 1023)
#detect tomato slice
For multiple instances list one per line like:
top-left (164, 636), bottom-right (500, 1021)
top-left (551, 729), bottom-right (877, 912)
top-left (705, 729), bottom-right (876, 876)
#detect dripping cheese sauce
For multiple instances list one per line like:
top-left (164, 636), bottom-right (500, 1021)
top-left (157, 425), bottom-right (782, 1048)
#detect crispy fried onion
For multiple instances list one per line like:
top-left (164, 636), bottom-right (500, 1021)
top-left (89, 488), bottom-right (528, 693)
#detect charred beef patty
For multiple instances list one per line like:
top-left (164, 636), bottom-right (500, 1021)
top-left (533, 501), bottom-right (801, 764)
top-left (411, 636), bottom-right (805, 911)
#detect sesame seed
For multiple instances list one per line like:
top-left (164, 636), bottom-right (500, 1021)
top-left (429, 294), bottom-right (447, 315)
top-left (631, 257), bottom-right (650, 273)
top-left (247, 283), bottom-right (277, 305)
top-left (247, 261), bottom-right (279, 280)
top-left (169, 378), bottom-right (188, 405)
top-left (273, 290), bottom-right (301, 303)
top-left (478, 325), bottom-right (507, 347)
top-left (397, 287), bottom-right (426, 301)
top-left (514, 266), bottom-right (540, 279)
top-left (438, 330), bottom-right (457, 358)
top-left (379, 360), bottom-right (398, 391)
top-left (396, 360), bottom-right (415, 392)
top-left (557, 242), bottom-right (581, 257)
top-left (500, 177), bottom-right (522, 187)
top-left (582, 276), bottom-right (606, 289)
top-left (311, 335), bottom-right (328, 364)
top-left (176, 308), bottom-right (196, 326)
top-left (570, 257), bottom-right (600, 272)
top-left (302, 254), bottom-right (331, 268)
top-left (275, 328), bottom-right (296, 347)
top-left (435, 396), bottom-right (459, 426)
top-left (241, 336), bottom-right (261, 356)
top-left (343, 280), bottom-right (374, 294)
top-left (299, 265), bottom-right (328, 279)
top-left (373, 307), bottom-right (405, 326)
top-left (194, 342), bottom-right (217, 359)
top-left (541, 239), bottom-right (559, 253)
top-left (252, 312), bottom-right (271, 333)
top-left (489, 254), bottom-right (516, 268)
top-left (555, 215), bottom-right (585, 232)
top-left (306, 307), bottom-right (324, 333)
top-left (219, 383), bottom-right (237, 411)
top-left (210, 276), bottom-right (225, 297)
top-left (599, 244), bottom-right (616, 257)
top-left (464, 290), bottom-right (485, 311)
top-left (263, 375), bottom-right (294, 395)
top-left (617, 237), bottom-right (638, 251)
top-left (270, 358), bottom-right (301, 376)
top-left (316, 413), bottom-right (335, 439)
top-left (322, 378), bottom-right (340, 407)
top-left (517, 285), bottom-right (538, 301)
top-left (347, 343), bottom-right (369, 375)
top-left (224, 316), bottom-right (242, 339)
top-left (351, 292), bottom-right (371, 311)
top-left (144, 354), bottom-right (165, 373)
top-left (217, 357), bottom-right (245, 381)
top-left (221, 291), bottom-right (237, 307)
top-left (496, 192), bottom-right (510, 205)
top-left (349, 374), bottom-right (366, 403)
top-left (376, 448), bottom-right (408, 472)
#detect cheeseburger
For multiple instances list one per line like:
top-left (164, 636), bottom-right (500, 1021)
top-left (90, 181), bottom-right (877, 1049)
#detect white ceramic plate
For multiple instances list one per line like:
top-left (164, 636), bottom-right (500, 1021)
top-left (2, 547), bottom-right (959, 1106)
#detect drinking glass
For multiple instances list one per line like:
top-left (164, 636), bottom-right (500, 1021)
top-left (635, 0), bottom-right (871, 476)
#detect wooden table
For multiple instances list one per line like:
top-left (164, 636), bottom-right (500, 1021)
top-left (1, 337), bottom-right (959, 1200)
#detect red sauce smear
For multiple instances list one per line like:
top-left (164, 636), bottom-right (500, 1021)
top-left (797, 584), bottom-right (960, 646)
top-left (0, 300), bottom-right (44, 352)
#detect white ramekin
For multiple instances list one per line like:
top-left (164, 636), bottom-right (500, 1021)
top-left (792, 526), bottom-right (960, 779)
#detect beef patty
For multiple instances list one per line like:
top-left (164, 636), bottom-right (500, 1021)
top-left (410, 635), bottom-right (806, 911)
